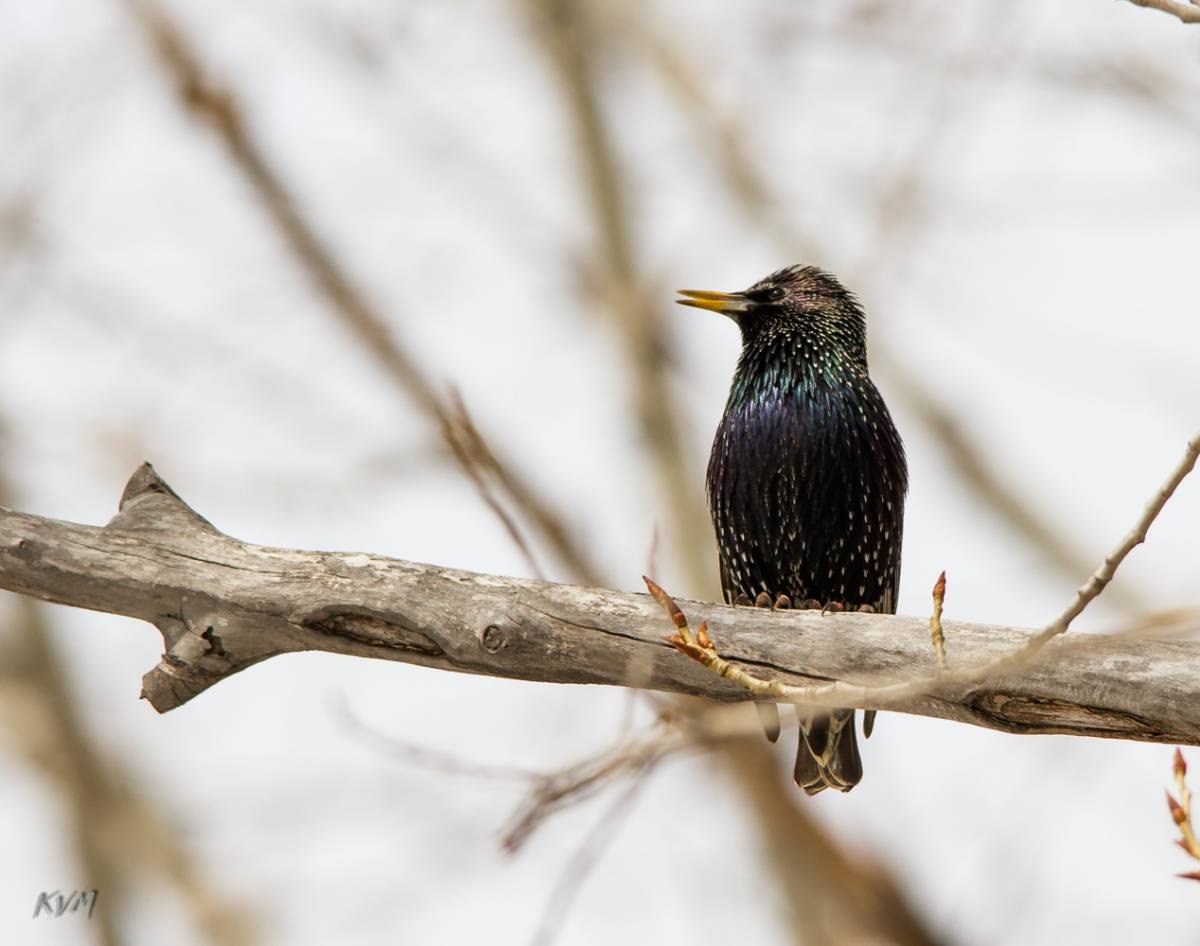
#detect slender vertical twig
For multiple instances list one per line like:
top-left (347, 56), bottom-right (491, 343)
top-left (523, 0), bottom-right (717, 595)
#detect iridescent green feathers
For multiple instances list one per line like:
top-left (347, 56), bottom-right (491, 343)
top-left (700, 265), bottom-right (908, 793)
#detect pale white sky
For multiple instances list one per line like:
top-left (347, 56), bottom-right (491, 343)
top-left (2, 1), bottom-right (1199, 944)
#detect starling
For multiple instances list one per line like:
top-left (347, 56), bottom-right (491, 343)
top-left (678, 265), bottom-right (907, 794)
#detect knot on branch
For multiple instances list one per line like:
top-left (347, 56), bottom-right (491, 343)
top-left (968, 691), bottom-right (1159, 739)
top-left (478, 619), bottom-right (519, 653)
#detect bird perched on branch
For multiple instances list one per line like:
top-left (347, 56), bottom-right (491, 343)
top-left (678, 265), bottom-right (907, 793)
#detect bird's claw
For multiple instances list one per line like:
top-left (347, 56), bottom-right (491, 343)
top-left (738, 591), bottom-right (872, 614)
top-left (734, 591), bottom-right (791, 610)
top-left (795, 599), bottom-right (875, 615)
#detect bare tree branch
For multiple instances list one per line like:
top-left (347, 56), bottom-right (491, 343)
top-left (1, 464), bottom-right (1197, 745)
top-left (1125, 0), bottom-right (1200, 25)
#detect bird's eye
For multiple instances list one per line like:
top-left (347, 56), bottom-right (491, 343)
top-left (766, 287), bottom-right (785, 302)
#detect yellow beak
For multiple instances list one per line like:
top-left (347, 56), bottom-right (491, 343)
top-left (675, 288), bottom-right (752, 316)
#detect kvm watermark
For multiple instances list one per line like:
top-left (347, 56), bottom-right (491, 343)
top-left (33, 889), bottom-right (98, 920)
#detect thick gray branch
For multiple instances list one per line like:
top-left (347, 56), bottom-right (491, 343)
top-left (0, 465), bottom-right (1196, 745)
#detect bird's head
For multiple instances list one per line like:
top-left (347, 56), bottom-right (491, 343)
top-left (677, 265), bottom-right (867, 366)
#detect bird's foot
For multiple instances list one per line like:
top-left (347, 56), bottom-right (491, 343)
top-left (739, 592), bottom-right (874, 615)
top-left (796, 599), bottom-right (875, 615)
top-left (734, 591), bottom-right (792, 610)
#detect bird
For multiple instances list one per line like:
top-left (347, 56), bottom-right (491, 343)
top-left (677, 265), bottom-right (907, 794)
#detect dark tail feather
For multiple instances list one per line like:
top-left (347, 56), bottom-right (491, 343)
top-left (793, 707), bottom-right (863, 795)
top-left (793, 734), bottom-right (827, 795)
top-left (756, 702), bottom-right (781, 743)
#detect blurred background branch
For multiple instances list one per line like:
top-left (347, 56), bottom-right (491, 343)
top-left (523, 0), bottom-right (716, 595)
top-left (123, 0), bottom-right (609, 588)
top-left (2, 0), bottom-right (1198, 943)
top-left (1127, 0), bottom-right (1200, 25)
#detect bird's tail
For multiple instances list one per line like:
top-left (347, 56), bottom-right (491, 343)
top-left (793, 706), bottom-right (863, 794)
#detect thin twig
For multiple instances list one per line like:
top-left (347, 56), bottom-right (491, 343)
top-left (885, 386), bottom-right (1147, 614)
top-left (333, 697), bottom-right (538, 782)
top-left (505, 703), bottom-right (797, 854)
top-left (930, 571), bottom-right (947, 671)
top-left (1126, 0), bottom-right (1200, 24)
top-left (1167, 749), bottom-right (1200, 881)
top-left (1013, 432), bottom-right (1200, 661)
top-left (337, 694), bottom-right (691, 855)
top-left (446, 389), bottom-right (546, 581)
top-left (528, 765), bottom-right (651, 946)
top-left (502, 723), bottom-right (681, 853)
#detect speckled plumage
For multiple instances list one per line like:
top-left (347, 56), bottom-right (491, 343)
top-left (686, 265), bottom-right (907, 794)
